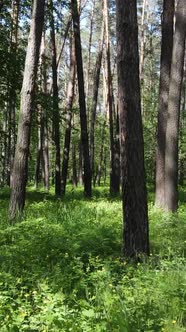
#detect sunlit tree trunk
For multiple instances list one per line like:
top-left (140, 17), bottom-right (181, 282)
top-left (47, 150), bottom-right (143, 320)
top-left (155, 0), bottom-right (174, 208)
top-left (165, 0), bottom-right (186, 212)
top-left (9, 0), bottom-right (45, 220)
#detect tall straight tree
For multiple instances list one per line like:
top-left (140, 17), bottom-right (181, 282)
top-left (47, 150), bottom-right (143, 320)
top-left (6, 0), bottom-right (20, 186)
top-left (116, 0), bottom-right (149, 257)
top-left (71, 0), bottom-right (92, 197)
top-left (9, 0), bottom-right (45, 220)
top-left (155, 0), bottom-right (174, 208)
top-left (61, 32), bottom-right (76, 196)
top-left (164, 0), bottom-right (186, 212)
top-left (103, 0), bottom-right (120, 195)
top-left (49, 0), bottom-right (61, 196)
top-left (89, 22), bottom-right (104, 181)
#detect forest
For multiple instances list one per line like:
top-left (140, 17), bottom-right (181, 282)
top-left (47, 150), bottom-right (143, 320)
top-left (0, 0), bottom-right (186, 330)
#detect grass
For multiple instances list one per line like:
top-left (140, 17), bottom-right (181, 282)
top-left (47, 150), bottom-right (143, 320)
top-left (0, 185), bottom-right (185, 331)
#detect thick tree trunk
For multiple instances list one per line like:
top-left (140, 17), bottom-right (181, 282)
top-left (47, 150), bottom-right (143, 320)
top-left (61, 33), bottom-right (76, 196)
top-left (9, 0), bottom-right (45, 220)
top-left (49, 0), bottom-right (61, 196)
top-left (71, 0), bottom-right (92, 197)
top-left (89, 22), bottom-right (104, 180)
top-left (165, 0), bottom-right (186, 212)
top-left (117, 0), bottom-right (149, 257)
top-left (155, 0), bottom-right (174, 208)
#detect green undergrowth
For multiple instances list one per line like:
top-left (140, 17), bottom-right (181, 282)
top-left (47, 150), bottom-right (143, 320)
top-left (0, 185), bottom-right (185, 331)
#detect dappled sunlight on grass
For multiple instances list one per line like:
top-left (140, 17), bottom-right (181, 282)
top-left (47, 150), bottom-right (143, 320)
top-left (0, 185), bottom-right (185, 331)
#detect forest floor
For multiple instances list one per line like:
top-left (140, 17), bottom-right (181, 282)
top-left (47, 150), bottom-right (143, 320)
top-left (0, 185), bottom-right (185, 331)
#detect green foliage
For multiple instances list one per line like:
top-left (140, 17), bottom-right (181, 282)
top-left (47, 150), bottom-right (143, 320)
top-left (0, 186), bottom-right (186, 331)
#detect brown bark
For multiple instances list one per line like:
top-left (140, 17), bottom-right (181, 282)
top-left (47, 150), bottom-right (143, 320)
top-left (49, 0), bottom-right (61, 196)
top-left (89, 22), bottom-right (104, 180)
top-left (61, 33), bottom-right (76, 196)
top-left (165, 0), bottom-right (186, 212)
top-left (103, 0), bottom-right (120, 195)
top-left (9, 0), bottom-right (45, 220)
top-left (155, 0), bottom-right (174, 208)
top-left (71, 0), bottom-right (92, 197)
top-left (116, 0), bottom-right (149, 257)
top-left (7, 0), bottom-right (20, 186)
top-left (85, 0), bottom-right (95, 107)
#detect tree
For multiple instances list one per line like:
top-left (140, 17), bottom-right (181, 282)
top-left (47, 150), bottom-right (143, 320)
top-left (164, 0), bottom-right (186, 212)
top-left (61, 32), bottom-right (76, 196)
top-left (155, 0), bottom-right (174, 208)
top-left (49, 0), bottom-right (61, 196)
top-left (116, 0), bottom-right (149, 257)
top-left (89, 21), bottom-right (104, 182)
top-left (71, 0), bottom-right (92, 197)
top-left (9, 0), bottom-right (45, 220)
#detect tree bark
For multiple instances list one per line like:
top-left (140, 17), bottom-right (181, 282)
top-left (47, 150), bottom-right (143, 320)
top-left (116, 0), bottom-right (149, 257)
top-left (155, 0), bottom-right (174, 208)
top-left (165, 0), bottom-right (186, 212)
top-left (89, 22), bottom-right (104, 181)
top-left (9, 0), bottom-right (45, 220)
top-left (71, 0), bottom-right (92, 197)
top-left (103, 0), bottom-right (119, 195)
top-left (61, 33), bottom-right (76, 196)
top-left (49, 0), bottom-right (61, 196)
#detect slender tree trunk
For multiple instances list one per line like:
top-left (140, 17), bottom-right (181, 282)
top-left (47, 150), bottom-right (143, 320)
top-left (49, 0), bottom-right (61, 196)
top-left (71, 0), bottom-right (92, 197)
top-left (89, 22), bottom-right (104, 180)
top-left (7, 0), bottom-right (20, 186)
top-left (97, 117), bottom-right (106, 186)
top-left (34, 106), bottom-right (44, 188)
top-left (61, 33), bottom-right (76, 196)
top-left (85, 0), bottom-right (95, 108)
top-left (117, 0), bottom-right (149, 257)
top-left (103, 0), bottom-right (119, 195)
top-left (165, 0), bottom-right (186, 212)
top-left (78, 140), bottom-right (83, 185)
top-left (155, 0), bottom-right (174, 208)
top-left (9, 0), bottom-right (45, 220)
top-left (72, 142), bottom-right (78, 187)
top-left (179, 70), bottom-right (186, 185)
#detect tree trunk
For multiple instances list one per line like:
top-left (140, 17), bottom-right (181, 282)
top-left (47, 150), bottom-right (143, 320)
top-left (7, 0), bottom-right (20, 186)
top-left (85, 0), bottom-right (95, 110)
top-left (9, 0), bottom-right (45, 220)
top-left (97, 117), bottom-right (106, 186)
top-left (155, 0), bottom-right (174, 208)
top-left (72, 142), bottom-right (78, 187)
top-left (89, 22), bottom-right (104, 181)
top-left (165, 0), bottom-right (186, 212)
top-left (116, 0), bottom-right (149, 257)
top-left (71, 0), bottom-right (92, 197)
top-left (49, 0), bottom-right (61, 196)
top-left (34, 106), bottom-right (44, 188)
top-left (61, 33), bottom-right (76, 196)
top-left (103, 0), bottom-right (119, 195)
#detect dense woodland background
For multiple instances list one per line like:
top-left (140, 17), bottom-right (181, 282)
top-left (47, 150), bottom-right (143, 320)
top-left (0, 0), bottom-right (186, 331)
